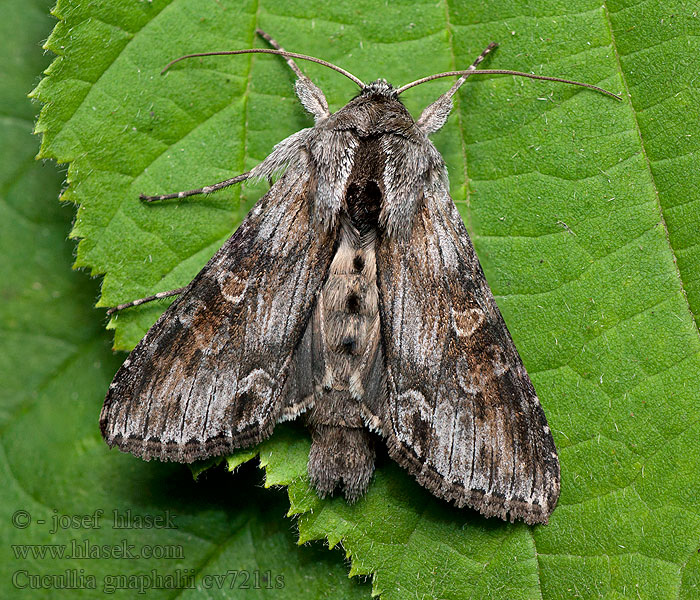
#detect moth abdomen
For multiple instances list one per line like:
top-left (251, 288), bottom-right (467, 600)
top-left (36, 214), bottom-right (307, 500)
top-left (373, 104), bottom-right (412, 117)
top-left (307, 425), bottom-right (375, 502)
top-left (303, 136), bottom-right (387, 498)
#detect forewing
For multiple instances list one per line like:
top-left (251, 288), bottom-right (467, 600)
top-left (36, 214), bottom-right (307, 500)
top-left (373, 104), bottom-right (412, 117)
top-left (373, 185), bottom-right (560, 524)
top-left (100, 170), bottom-right (336, 462)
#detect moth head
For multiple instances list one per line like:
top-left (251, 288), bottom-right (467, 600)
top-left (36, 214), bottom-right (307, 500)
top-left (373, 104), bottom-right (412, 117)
top-left (362, 79), bottom-right (399, 99)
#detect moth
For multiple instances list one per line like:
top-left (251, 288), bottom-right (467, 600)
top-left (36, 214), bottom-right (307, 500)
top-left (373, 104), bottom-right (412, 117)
top-left (101, 30), bottom-right (620, 525)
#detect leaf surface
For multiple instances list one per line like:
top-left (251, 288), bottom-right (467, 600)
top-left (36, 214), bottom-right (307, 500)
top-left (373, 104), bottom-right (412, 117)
top-left (31, 0), bottom-right (700, 598)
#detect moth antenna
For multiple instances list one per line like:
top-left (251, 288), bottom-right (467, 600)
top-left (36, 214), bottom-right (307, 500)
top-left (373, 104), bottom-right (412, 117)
top-left (397, 51), bottom-right (622, 101)
top-left (255, 28), bottom-right (305, 79)
top-left (256, 28), bottom-right (331, 121)
top-left (436, 42), bottom-right (499, 103)
top-left (161, 48), bottom-right (364, 89)
top-left (416, 43), bottom-right (498, 135)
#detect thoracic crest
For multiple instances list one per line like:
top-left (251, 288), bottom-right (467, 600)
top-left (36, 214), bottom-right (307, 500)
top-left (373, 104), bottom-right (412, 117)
top-left (362, 79), bottom-right (398, 98)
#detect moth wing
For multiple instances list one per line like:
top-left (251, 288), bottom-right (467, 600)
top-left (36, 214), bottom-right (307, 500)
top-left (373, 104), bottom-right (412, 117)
top-left (100, 170), bottom-right (335, 462)
top-left (372, 185), bottom-right (560, 524)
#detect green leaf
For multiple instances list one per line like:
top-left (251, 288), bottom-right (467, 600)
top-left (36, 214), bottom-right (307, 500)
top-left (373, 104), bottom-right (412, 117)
top-left (1, 2), bottom-right (369, 598)
top-left (31, 0), bottom-right (700, 598)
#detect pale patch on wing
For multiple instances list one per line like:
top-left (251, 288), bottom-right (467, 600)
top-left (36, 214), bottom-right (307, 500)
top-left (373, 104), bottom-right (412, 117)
top-left (234, 368), bottom-right (275, 431)
top-left (452, 306), bottom-right (485, 338)
top-left (393, 388), bottom-right (433, 458)
top-left (217, 271), bottom-right (249, 304)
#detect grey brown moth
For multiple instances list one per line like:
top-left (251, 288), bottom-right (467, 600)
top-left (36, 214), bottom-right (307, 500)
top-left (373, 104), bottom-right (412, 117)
top-left (101, 30), bottom-right (620, 525)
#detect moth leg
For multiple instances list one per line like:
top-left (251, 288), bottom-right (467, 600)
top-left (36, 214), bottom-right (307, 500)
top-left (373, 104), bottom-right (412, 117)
top-left (106, 287), bottom-right (187, 316)
top-left (139, 171), bottom-right (252, 202)
top-left (256, 28), bottom-right (330, 121)
top-left (416, 42), bottom-right (498, 135)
